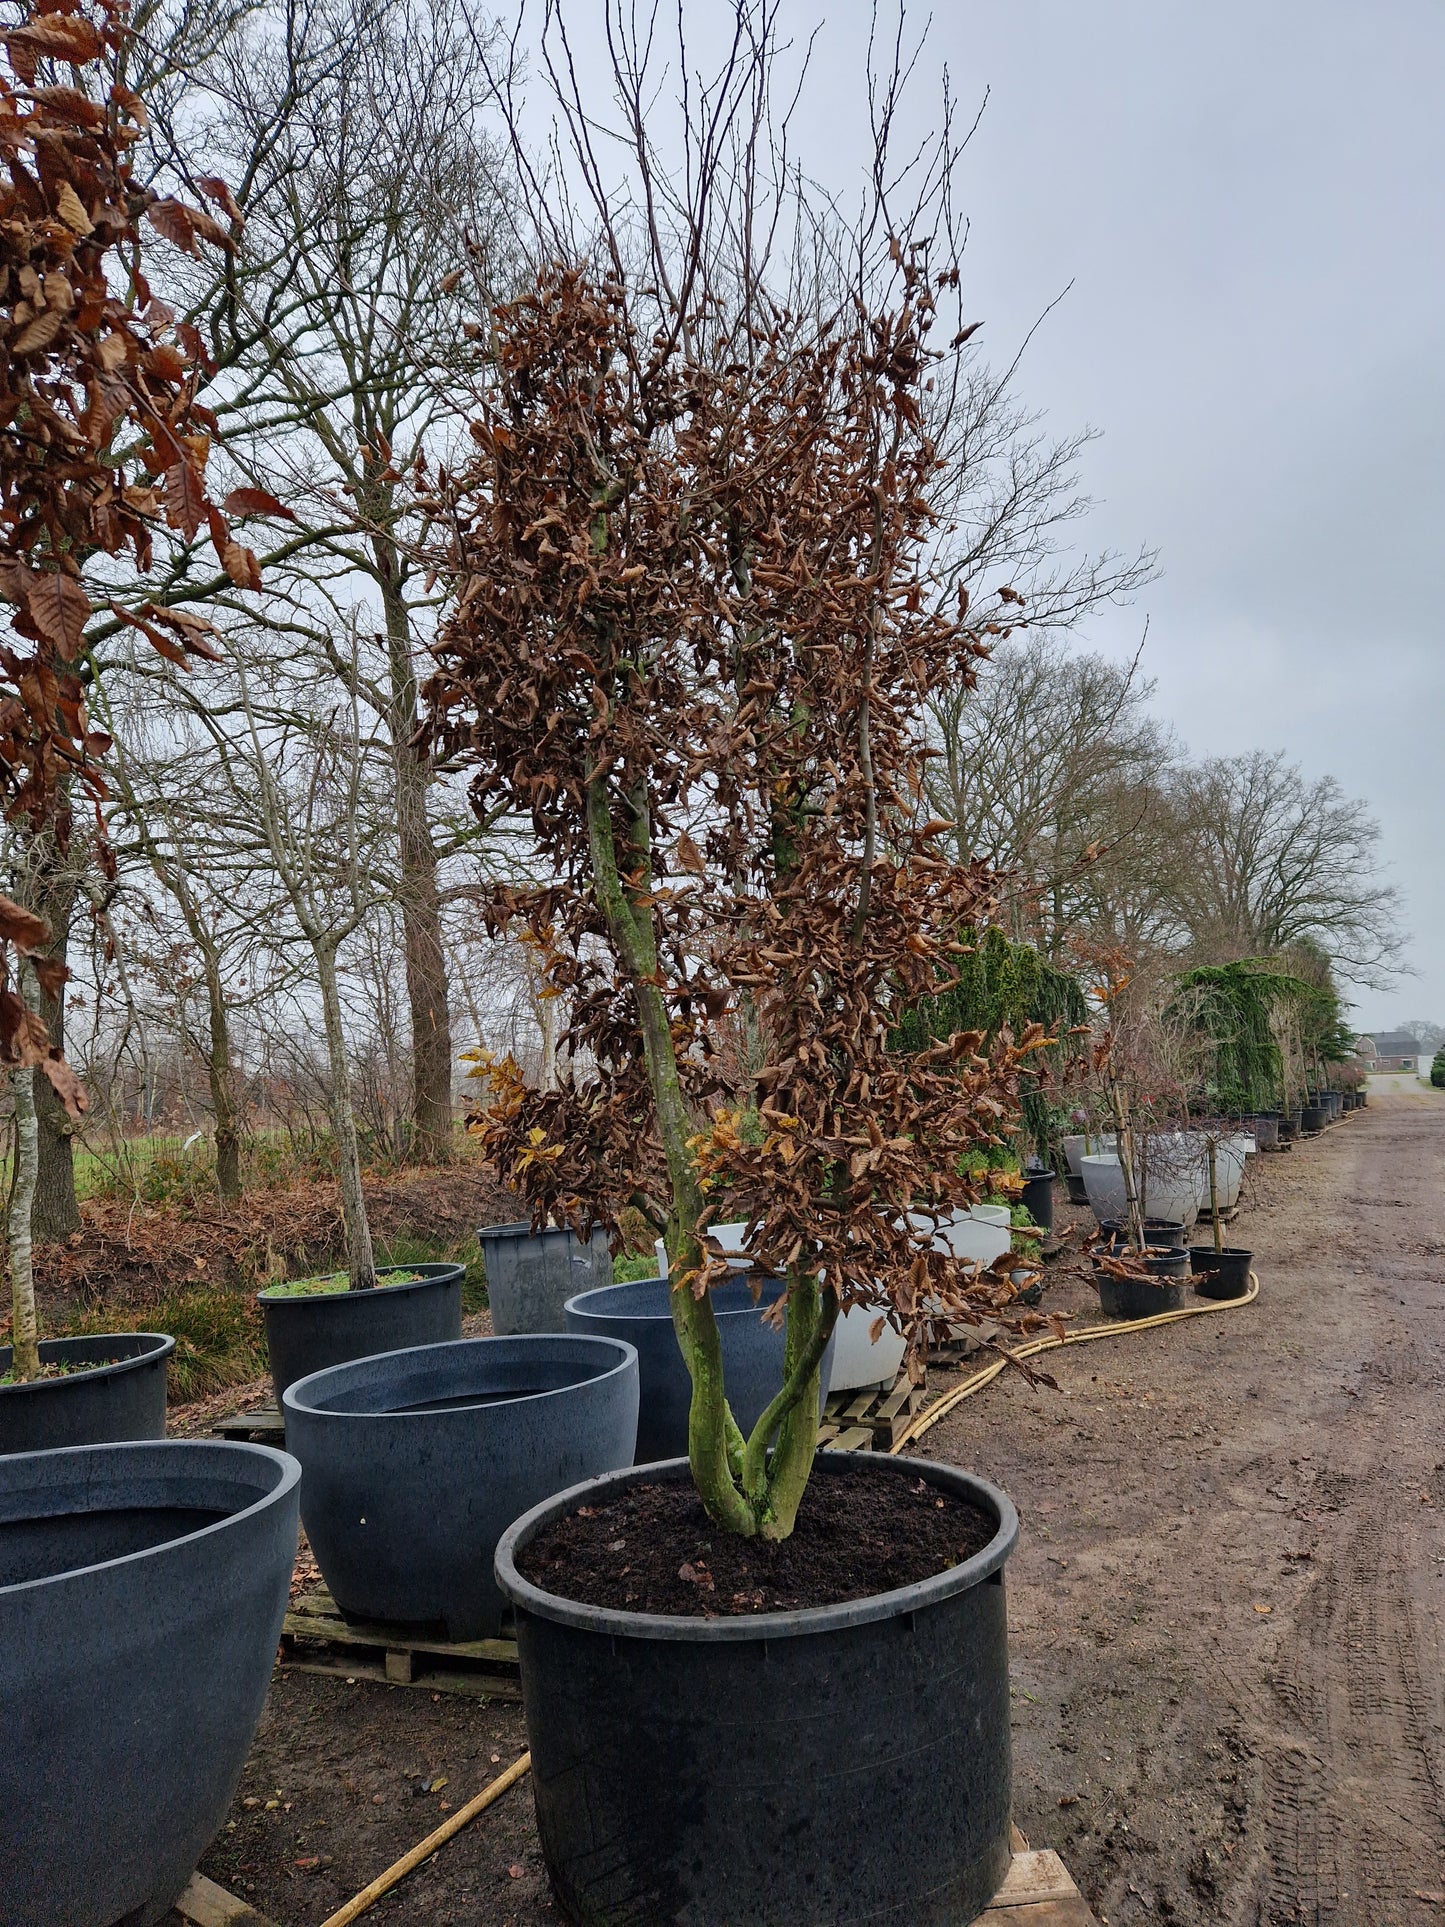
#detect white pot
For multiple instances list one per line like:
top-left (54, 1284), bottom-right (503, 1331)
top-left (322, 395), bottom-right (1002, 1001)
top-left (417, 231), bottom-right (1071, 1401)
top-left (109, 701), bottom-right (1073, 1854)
top-left (1081, 1152), bottom-right (1202, 1229)
top-left (828, 1303), bottom-right (909, 1392)
top-left (1063, 1133), bottom-right (1116, 1176)
top-left (906, 1206), bottom-right (1013, 1267)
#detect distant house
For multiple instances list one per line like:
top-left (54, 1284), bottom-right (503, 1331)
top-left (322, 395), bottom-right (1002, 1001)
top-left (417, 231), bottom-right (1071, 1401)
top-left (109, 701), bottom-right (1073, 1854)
top-left (1355, 1031), bottom-right (1431, 1074)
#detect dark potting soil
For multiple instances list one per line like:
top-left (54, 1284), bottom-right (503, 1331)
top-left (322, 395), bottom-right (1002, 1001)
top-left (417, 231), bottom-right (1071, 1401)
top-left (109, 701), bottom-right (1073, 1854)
top-left (514, 1464), bottom-right (996, 1617)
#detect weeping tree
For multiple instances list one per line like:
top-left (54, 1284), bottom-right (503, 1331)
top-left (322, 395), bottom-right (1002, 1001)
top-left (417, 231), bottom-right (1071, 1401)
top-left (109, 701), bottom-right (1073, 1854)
top-left (424, 15), bottom-right (1051, 1538)
top-left (1166, 959), bottom-right (1307, 1116)
top-left (0, 0), bottom-right (243, 1374)
top-left (890, 924), bottom-right (1088, 1164)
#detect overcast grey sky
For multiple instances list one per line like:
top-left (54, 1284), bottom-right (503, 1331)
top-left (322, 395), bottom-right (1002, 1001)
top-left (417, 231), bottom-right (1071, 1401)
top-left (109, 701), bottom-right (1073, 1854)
top-left (560, 3), bottom-right (1444, 1028)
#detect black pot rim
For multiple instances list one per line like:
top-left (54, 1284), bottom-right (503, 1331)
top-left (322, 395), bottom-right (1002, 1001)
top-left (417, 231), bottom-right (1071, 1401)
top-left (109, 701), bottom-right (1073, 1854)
top-left (565, 1274), bottom-right (795, 1326)
top-left (257, 1259), bottom-right (463, 1307)
top-left (0, 1437), bottom-right (299, 1599)
top-left (0, 1330), bottom-right (174, 1401)
top-left (494, 1452), bottom-right (1018, 1645)
top-left (282, 1331), bottom-right (638, 1420)
top-left (1188, 1246), bottom-right (1254, 1262)
top-left (477, 1219), bottom-right (600, 1241)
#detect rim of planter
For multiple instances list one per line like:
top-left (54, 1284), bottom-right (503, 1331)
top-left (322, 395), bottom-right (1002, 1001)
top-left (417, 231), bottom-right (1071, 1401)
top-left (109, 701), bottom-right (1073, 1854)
top-left (495, 1452), bottom-right (1018, 1644)
top-left (565, 1272), bottom-right (798, 1323)
top-left (477, 1220), bottom-right (600, 1241)
top-left (0, 1436), bottom-right (300, 1599)
top-left (257, 1260), bottom-right (463, 1306)
top-left (281, 1331), bottom-right (639, 1419)
top-left (0, 1330), bottom-right (174, 1398)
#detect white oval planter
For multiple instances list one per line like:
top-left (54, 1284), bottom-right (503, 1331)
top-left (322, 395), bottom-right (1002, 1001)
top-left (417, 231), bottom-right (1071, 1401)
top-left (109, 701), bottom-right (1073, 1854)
top-left (1081, 1153), bottom-right (1202, 1230)
top-left (829, 1304), bottom-right (910, 1392)
top-left (1062, 1133), bottom-right (1116, 1176)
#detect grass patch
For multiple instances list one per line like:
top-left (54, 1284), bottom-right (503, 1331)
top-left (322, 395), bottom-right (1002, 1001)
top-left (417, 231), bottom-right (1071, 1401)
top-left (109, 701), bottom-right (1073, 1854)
top-left (263, 1268), bottom-right (425, 1299)
top-left (375, 1233), bottom-right (488, 1313)
top-left (612, 1249), bottom-right (663, 1283)
top-left (59, 1287), bottom-right (267, 1403)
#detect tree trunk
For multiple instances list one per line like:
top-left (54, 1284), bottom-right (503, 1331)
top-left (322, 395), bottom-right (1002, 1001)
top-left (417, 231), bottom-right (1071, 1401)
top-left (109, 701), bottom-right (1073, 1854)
top-left (202, 946), bottom-right (242, 1204)
top-left (8, 1053), bottom-right (40, 1380)
top-left (29, 831), bottom-right (80, 1240)
top-left (378, 561), bottom-right (454, 1163)
top-left (316, 941), bottom-right (377, 1289)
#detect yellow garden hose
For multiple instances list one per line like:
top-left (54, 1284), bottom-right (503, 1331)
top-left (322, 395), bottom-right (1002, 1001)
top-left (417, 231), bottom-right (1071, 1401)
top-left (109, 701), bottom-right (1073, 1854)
top-left (890, 1273), bottom-right (1260, 1454)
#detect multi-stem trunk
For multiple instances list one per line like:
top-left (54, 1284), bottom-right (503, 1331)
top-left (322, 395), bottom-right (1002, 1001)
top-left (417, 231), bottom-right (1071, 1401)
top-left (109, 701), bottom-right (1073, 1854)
top-left (8, 1048), bottom-right (40, 1381)
top-left (583, 770), bottom-right (831, 1539)
top-left (315, 941), bottom-right (378, 1290)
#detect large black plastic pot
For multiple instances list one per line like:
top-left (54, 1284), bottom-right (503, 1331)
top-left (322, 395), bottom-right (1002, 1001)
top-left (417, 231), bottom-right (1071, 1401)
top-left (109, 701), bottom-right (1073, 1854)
top-left (1098, 1217), bottom-right (1187, 1250)
top-left (495, 1453), bottom-right (1018, 1927)
top-left (1245, 1114), bottom-right (1280, 1151)
top-left (1020, 1168), bottom-right (1055, 1236)
top-left (1093, 1263), bottom-right (1189, 1317)
top-left (0, 1438), bottom-right (299, 1926)
top-left (565, 1275), bottom-right (839, 1466)
top-left (0, 1331), bottom-right (173, 1454)
top-left (1188, 1246), bottom-right (1253, 1299)
top-left (1064, 1169), bottom-right (1089, 1206)
top-left (258, 1261), bottom-right (463, 1404)
top-left (283, 1334), bottom-right (638, 1639)
top-left (1299, 1103), bottom-right (1328, 1135)
top-left (479, 1220), bottom-right (612, 1334)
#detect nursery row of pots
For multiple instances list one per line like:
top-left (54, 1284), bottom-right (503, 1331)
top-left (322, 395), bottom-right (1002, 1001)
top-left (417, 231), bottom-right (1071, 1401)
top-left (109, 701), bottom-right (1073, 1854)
top-left (1, 1204), bottom-right (1033, 1926)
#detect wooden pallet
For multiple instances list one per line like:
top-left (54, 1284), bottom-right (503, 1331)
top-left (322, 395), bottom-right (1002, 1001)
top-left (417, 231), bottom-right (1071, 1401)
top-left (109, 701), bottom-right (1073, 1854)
top-left (817, 1374), bottom-right (927, 1452)
top-left (214, 1404), bottom-right (284, 1442)
top-left (280, 1588), bottom-right (522, 1701)
top-left (173, 1847), bottom-right (1094, 1926)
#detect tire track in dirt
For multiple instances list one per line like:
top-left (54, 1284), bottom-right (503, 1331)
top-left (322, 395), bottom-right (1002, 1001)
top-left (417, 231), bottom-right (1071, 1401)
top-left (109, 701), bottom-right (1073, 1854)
top-left (1250, 1108), bottom-right (1445, 1925)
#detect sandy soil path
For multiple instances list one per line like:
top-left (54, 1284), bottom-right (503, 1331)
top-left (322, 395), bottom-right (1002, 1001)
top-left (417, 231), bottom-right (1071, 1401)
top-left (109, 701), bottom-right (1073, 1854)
top-left (948, 1092), bottom-right (1445, 1924)
top-left (185, 1093), bottom-right (1445, 1925)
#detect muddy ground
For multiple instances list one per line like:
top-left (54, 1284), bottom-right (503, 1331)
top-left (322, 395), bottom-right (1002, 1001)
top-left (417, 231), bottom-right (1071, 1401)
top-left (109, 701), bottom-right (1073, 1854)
top-left (173, 1094), bottom-right (1445, 1925)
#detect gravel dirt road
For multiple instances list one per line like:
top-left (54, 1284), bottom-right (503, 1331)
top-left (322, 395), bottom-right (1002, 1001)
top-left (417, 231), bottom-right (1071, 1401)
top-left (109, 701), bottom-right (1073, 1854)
top-left (182, 1092), bottom-right (1445, 1925)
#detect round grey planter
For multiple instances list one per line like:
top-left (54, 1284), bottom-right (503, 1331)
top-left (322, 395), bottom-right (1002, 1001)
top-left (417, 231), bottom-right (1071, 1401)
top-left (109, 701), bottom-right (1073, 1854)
top-left (478, 1220), bottom-right (612, 1334)
top-left (565, 1274), bottom-right (839, 1465)
top-left (258, 1260), bottom-right (463, 1404)
top-left (0, 1331), bottom-right (173, 1455)
top-left (0, 1438), bottom-right (299, 1927)
top-left (494, 1453), bottom-right (1018, 1926)
top-left (282, 1333), bottom-right (639, 1639)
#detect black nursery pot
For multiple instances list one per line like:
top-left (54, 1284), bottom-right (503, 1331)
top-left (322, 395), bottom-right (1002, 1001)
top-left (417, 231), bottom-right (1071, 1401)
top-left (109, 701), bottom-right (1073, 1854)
top-left (494, 1454), bottom-right (1018, 1927)
top-left (1064, 1170), bottom-right (1090, 1206)
top-left (565, 1274), bottom-right (838, 1465)
top-left (1299, 1103), bottom-right (1328, 1134)
top-left (0, 1439), bottom-right (299, 1927)
top-left (258, 1261), bottom-right (463, 1404)
top-left (1098, 1217), bottom-right (1187, 1251)
top-left (283, 1334), bottom-right (639, 1640)
top-left (1020, 1169), bottom-right (1055, 1236)
top-left (0, 1331), bottom-right (173, 1455)
top-left (1189, 1246), bottom-right (1253, 1299)
top-left (1093, 1258), bottom-right (1190, 1317)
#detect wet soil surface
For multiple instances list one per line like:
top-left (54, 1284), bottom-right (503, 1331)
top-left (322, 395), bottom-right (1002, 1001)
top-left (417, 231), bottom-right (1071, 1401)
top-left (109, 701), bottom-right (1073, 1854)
top-left (174, 1096), bottom-right (1445, 1925)
top-left (515, 1463), bottom-right (996, 1615)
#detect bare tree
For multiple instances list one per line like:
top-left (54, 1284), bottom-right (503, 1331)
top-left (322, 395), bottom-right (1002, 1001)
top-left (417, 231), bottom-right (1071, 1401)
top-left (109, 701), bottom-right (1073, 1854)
top-left (1162, 750), bottom-right (1404, 986)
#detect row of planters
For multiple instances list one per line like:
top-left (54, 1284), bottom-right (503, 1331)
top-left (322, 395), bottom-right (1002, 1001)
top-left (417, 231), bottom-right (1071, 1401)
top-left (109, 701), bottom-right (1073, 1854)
top-left (0, 1200), bottom-right (1019, 1926)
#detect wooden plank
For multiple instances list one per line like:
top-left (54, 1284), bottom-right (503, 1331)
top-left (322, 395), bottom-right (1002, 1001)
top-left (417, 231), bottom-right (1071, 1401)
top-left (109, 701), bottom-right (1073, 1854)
top-left (841, 1390), bottom-right (879, 1422)
top-left (822, 1425), bottom-right (875, 1453)
top-left (213, 1407), bottom-right (284, 1440)
top-left (282, 1652), bottom-right (522, 1702)
top-left (875, 1379), bottom-right (914, 1423)
top-left (174, 1871), bottom-right (284, 1927)
top-left (283, 1599), bottom-right (518, 1667)
top-left (385, 1647), bottom-right (417, 1684)
top-left (990, 1849), bottom-right (1081, 1904)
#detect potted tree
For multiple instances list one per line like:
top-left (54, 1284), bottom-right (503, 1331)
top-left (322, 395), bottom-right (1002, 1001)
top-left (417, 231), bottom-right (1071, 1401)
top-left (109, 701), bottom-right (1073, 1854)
top-left (422, 23), bottom-right (1050, 1920)
top-left (0, 0), bottom-right (249, 1452)
top-left (0, 11), bottom-right (302, 1923)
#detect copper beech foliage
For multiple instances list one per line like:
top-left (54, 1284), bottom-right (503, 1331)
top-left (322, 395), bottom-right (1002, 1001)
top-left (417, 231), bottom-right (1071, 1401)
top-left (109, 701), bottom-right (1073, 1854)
top-left (0, 0), bottom-right (257, 1107)
top-left (427, 259), bottom-right (1052, 1358)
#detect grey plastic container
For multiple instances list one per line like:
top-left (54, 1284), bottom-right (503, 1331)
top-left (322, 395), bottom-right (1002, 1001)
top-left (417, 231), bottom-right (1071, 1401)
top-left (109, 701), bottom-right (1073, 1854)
top-left (0, 1332), bottom-right (173, 1454)
top-left (495, 1453), bottom-right (1018, 1927)
top-left (283, 1334), bottom-right (638, 1638)
top-left (480, 1220), bottom-right (612, 1334)
top-left (0, 1438), bottom-right (299, 1926)
top-left (565, 1274), bottom-right (838, 1465)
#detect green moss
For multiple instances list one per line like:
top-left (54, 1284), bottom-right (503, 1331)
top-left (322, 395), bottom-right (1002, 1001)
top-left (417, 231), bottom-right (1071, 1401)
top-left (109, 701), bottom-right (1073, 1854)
top-left (266, 1268), bottom-right (424, 1300)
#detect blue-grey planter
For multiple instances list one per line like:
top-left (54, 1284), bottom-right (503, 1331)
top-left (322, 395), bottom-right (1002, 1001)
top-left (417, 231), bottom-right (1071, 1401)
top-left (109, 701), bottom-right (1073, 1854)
top-left (258, 1260), bottom-right (464, 1404)
top-left (0, 1438), bottom-right (299, 1927)
top-left (478, 1220), bottom-right (612, 1334)
top-left (282, 1334), bottom-right (639, 1639)
top-left (565, 1275), bottom-right (838, 1466)
top-left (0, 1331), bottom-right (174, 1455)
top-left (495, 1453), bottom-right (1018, 1927)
